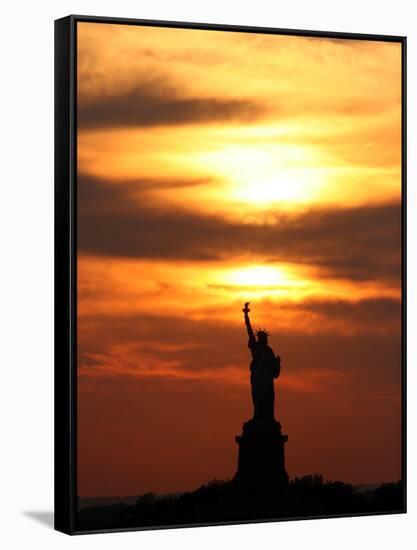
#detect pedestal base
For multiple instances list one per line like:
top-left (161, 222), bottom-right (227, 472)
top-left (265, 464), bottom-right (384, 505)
top-left (234, 419), bottom-right (288, 489)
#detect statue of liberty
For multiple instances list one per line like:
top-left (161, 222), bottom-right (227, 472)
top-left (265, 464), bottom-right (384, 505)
top-left (235, 302), bottom-right (288, 488)
top-left (243, 302), bottom-right (281, 421)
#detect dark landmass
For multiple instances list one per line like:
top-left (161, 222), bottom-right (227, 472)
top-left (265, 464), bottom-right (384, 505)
top-left (78, 495), bottom-right (141, 510)
top-left (76, 475), bottom-right (404, 532)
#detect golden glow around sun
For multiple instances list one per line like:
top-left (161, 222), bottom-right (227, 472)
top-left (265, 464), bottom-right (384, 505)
top-left (188, 143), bottom-right (325, 207)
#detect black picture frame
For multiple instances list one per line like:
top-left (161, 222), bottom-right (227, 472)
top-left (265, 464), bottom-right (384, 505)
top-left (55, 14), bottom-right (407, 535)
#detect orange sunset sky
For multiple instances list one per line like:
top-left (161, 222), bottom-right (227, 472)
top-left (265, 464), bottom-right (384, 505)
top-left (76, 22), bottom-right (402, 498)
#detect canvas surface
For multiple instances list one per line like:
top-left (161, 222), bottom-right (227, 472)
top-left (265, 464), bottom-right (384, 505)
top-left (75, 21), bottom-right (404, 531)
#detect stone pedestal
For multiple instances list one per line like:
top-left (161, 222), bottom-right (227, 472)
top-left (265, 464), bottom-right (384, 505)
top-left (234, 419), bottom-right (289, 489)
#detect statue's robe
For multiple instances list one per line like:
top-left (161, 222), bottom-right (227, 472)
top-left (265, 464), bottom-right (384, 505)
top-left (248, 339), bottom-right (279, 421)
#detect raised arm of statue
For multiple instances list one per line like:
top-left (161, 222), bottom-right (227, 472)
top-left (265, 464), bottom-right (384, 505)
top-left (243, 302), bottom-right (256, 346)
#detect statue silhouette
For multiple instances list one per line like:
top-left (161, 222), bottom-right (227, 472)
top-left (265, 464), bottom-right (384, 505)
top-left (243, 302), bottom-right (281, 421)
top-left (235, 302), bottom-right (288, 488)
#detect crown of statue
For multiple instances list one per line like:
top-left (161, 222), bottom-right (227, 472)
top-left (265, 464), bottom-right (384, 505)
top-left (256, 328), bottom-right (271, 337)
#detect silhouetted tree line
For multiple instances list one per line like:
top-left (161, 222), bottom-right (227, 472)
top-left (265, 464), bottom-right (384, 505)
top-left (76, 476), bottom-right (404, 531)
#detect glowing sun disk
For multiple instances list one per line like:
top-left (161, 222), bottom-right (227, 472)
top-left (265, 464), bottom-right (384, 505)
top-left (223, 265), bottom-right (290, 287)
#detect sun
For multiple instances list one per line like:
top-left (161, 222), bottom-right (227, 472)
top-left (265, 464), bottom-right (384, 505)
top-left (209, 263), bottom-right (312, 302)
top-left (237, 175), bottom-right (316, 205)
top-left (225, 265), bottom-right (288, 287)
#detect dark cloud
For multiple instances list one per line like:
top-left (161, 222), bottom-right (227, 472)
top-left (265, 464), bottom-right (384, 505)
top-left (264, 296), bottom-right (401, 332)
top-left (78, 174), bottom-right (402, 282)
top-left (78, 78), bottom-right (264, 129)
top-left (78, 83), bottom-right (392, 131)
